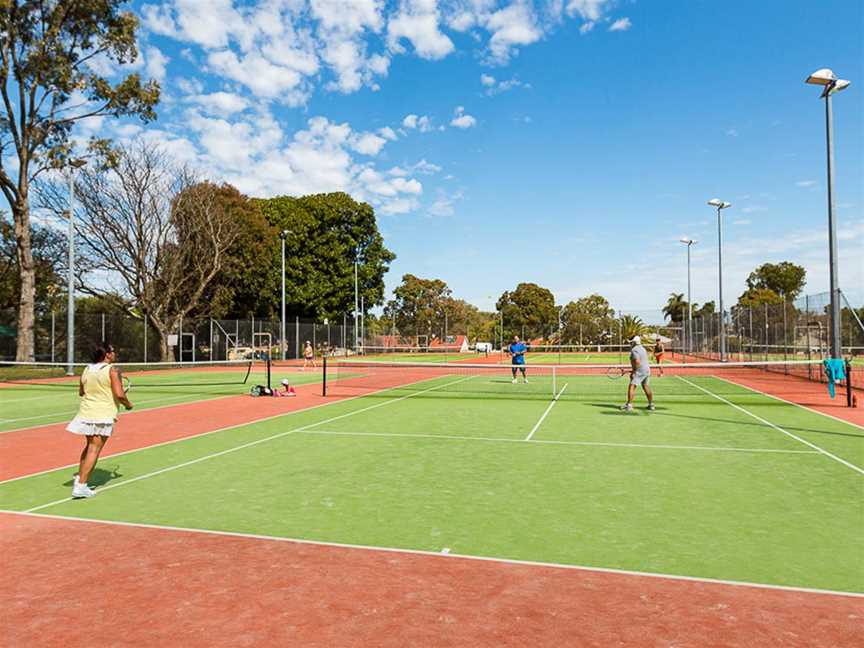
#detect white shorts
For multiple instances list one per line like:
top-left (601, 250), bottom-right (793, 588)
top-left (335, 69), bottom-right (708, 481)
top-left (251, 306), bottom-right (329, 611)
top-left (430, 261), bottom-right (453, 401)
top-left (630, 374), bottom-right (650, 387)
top-left (66, 417), bottom-right (115, 437)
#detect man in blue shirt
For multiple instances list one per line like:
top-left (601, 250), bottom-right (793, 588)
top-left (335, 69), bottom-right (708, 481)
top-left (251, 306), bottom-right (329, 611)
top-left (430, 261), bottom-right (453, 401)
top-left (508, 335), bottom-right (528, 384)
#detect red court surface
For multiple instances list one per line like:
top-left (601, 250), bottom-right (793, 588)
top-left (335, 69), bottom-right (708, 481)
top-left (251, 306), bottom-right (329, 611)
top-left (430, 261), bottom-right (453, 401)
top-left (3, 513), bottom-right (861, 648)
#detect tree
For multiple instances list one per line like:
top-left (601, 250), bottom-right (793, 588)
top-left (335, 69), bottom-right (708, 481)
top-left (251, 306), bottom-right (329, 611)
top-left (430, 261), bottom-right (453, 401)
top-left (737, 287), bottom-right (783, 308)
top-left (384, 274), bottom-right (451, 340)
top-left (619, 314), bottom-right (646, 342)
top-left (44, 143), bottom-right (241, 360)
top-left (560, 294), bottom-right (616, 345)
top-left (256, 193), bottom-right (395, 320)
top-left (496, 283), bottom-right (557, 341)
top-left (663, 293), bottom-right (688, 323)
top-left (746, 262), bottom-right (806, 301)
top-left (1, 211), bottom-right (65, 315)
top-left (1, 1), bottom-right (160, 360)
top-left (693, 301), bottom-right (715, 317)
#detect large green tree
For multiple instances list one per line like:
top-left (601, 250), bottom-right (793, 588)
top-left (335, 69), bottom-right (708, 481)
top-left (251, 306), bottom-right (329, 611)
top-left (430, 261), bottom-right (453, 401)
top-left (1, 211), bottom-right (65, 316)
top-left (560, 294), bottom-right (616, 345)
top-left (746, 262), bottom-right (807, 301)
top-left (384, 274), bottom-right (450, 340)
top-left (496, 283), bottom-right (557, 341)
top-left (256, 193), bottom-right (395, 320)
top-left (1, 0), bottom-right (160, 360)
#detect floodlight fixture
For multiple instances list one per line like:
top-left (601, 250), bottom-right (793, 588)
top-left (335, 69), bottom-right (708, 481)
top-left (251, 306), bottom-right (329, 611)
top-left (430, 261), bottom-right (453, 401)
top-left (707, 199), bottom-right (731, 209)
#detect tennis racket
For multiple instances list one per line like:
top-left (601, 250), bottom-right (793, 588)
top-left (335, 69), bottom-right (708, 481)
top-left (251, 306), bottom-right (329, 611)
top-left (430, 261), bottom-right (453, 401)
top-left (606, 366), bottom-right (628, 380)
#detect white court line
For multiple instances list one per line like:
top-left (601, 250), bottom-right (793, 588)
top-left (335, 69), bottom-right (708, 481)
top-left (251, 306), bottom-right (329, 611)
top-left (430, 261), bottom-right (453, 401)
top-left (712, 375), bottom-right (864, 431)
top-left (0, 372), bottom-right (460, 486)
top-left (677, 376), bottom-right (864, 476)
top-left (24, 375), bottom-right (475, 513)
top-left (525, 383), bottom-right (568, 441)
top-left (299, 429), bottom-right (820, 454)
top-left (0, 376), bottom-right (278, 428)
top-left (2, 510), bottom-right (860, 599)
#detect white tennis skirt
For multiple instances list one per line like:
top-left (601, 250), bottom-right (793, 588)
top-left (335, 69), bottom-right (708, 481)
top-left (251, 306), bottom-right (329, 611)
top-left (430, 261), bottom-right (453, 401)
top-left (66, 417), bottom-right (115, 437)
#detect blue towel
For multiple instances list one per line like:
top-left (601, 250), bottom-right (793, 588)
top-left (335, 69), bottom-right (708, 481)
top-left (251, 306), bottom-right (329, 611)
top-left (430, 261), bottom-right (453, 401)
top-left (823, 359), bottom-right (847, 399)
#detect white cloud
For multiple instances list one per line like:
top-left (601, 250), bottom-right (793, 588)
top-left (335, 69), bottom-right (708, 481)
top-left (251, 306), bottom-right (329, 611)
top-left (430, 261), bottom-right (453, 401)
top-left (387, 0), bottom-right (455, 60)
top-left (378, 126), bottom-right (398, 140)
top-left (186, 91), bottom-right (250, 117)
top-left (796, 180), bottom-right (818, 188)
top-left (450, 106), bottom-right (477, 129)
top-left (402, 113), bottom-right (434, 132)
top-left (207, 49), bottom-right (310, 105)
top-left (485, 3), bottom-right (542, 63)
top-left (412, 159), bottom-right (442, 174)
top-left (566, 0), bottom-right (610, 21)
top-left (480, 73), bottom-right (496, 87)
top-left (428, 190), bottom-right (463, 217)
top-left (726, 128), bottom-right (739, 137)
top-left (732, 219), bottom-right (751, 225)
top-left (350, 131), bottom-right (387, 155)
top-left (482, 75), bottom-right (529, 95)
top-left (740, 206), bottom-right (768, 214)
top-left (608, 17), bottom-right (631, 32)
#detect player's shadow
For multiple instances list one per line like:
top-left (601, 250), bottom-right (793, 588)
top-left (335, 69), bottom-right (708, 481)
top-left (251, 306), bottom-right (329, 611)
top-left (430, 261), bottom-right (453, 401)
top-left (62, 465), bottom-right (123, 488)
top-left (591, 403), bottom-right (671, 413)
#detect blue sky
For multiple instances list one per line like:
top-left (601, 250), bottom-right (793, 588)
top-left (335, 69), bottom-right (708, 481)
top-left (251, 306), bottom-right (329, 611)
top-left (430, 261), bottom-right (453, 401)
top-left (72, 0), bottom-right (863, 318)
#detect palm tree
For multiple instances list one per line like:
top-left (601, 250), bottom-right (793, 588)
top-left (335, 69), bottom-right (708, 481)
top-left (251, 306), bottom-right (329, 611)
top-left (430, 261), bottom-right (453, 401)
top-left (663, 292), bottom-right (688, 322)
top-left (619, 314), bottom-right (646, 341)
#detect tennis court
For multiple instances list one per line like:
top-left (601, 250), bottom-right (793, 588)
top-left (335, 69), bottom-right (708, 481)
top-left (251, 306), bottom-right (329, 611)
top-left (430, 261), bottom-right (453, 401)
top-left (1, 357), bottom-right (862, 646)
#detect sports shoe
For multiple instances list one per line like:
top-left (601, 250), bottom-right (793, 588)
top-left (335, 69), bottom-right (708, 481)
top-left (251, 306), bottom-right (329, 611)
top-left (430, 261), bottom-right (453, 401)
top-left (647, 403), bottom-right (656, 411)
top-left (72, 483), bottom-right (96, 499)
top-left (512, 378), bottom-right (517, 384)
top-left (620, 403), bottom-right (633, 412)
top-left (523, 378), bottom-right (529, 384)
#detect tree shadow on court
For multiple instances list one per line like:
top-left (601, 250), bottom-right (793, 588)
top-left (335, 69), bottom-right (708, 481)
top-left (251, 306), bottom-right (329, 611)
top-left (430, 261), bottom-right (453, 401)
top-left (588, 403), bottom-right (864, 440)
top-left (61, 465), bottom-right (123, 488)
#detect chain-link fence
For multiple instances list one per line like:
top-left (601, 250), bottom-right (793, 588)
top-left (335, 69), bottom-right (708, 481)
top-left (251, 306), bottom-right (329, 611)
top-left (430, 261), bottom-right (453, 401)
top-left (0, 309), bottom-right (360, 363)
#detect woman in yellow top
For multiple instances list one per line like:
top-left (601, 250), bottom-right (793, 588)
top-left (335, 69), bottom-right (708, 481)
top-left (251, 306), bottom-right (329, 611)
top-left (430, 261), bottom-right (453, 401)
top-left (65, 343), bottom-right (133, 498)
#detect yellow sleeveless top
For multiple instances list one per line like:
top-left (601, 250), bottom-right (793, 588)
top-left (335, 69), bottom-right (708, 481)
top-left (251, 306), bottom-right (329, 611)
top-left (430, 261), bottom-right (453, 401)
top-left (77, 363), bottom-right (119, 422)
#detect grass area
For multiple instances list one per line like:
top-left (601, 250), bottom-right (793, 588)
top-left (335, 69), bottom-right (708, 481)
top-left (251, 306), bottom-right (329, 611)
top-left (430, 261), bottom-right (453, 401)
top-left (0, 366), bottom-right (325, 433)
top-left (1, 371), bottom-right (862, 593)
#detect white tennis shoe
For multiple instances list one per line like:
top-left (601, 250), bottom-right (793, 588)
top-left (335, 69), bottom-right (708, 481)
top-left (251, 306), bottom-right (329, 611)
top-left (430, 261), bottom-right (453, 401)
top-left (72, 483), bottom-right (96, 498)
top-left (511, 378), bottom-right (517, 384)
top-left (620, 403), bottom-right (633, 412)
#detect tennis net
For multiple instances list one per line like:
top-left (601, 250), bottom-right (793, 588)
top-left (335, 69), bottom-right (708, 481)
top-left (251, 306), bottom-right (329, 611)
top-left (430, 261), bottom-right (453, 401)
top-left (0, 359), bottom-right (255, 389)
top-left (322, 358), bottom-right (855, 405)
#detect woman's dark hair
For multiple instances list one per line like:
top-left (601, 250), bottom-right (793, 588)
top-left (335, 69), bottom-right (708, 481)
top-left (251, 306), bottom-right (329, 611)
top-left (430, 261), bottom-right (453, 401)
top-left (92, 342), bottom-right (115, 364)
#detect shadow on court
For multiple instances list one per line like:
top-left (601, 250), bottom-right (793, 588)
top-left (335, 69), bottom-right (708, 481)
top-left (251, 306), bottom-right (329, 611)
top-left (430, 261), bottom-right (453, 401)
top-left (61, 465), bottom-right (123, 488)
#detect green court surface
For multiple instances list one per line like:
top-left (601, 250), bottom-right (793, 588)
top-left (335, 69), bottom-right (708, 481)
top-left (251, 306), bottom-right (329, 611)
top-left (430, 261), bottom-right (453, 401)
top-left (1, 372), bottom-right (862, 594)
top-left (0, 367), bottom-right (324, 433)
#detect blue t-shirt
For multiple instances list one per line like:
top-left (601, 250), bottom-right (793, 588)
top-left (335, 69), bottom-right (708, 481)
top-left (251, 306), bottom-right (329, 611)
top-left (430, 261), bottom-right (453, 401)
top-left (509, 342), bottom-right (527, 364)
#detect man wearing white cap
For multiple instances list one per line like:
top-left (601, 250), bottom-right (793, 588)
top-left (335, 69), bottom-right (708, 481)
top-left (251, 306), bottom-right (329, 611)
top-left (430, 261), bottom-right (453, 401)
top-left (621, 335), bottom-right (655, 412)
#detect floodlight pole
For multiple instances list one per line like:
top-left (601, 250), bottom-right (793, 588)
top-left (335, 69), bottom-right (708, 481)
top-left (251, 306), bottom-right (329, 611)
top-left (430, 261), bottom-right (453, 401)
top-left (823, 86), bottom-right (842, 359)
top-left (279, 230), bottom-right (290, 360)
top-left (354, 247), bottom-right (360, 352)
top-left (805, 68), bottom-right (850, 359)
top-left (680, 239), bottom-right (697, 355)
top-left (708, 200), bottom-right (731, 361)
top-left (65, 159), bottom-right (86, 374)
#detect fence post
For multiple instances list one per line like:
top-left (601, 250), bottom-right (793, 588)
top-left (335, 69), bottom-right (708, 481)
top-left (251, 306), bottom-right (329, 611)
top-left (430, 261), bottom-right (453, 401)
top-left (143, 317), bottom-right (148, 362)
top-left (209, 318), bottom-right (214, 361)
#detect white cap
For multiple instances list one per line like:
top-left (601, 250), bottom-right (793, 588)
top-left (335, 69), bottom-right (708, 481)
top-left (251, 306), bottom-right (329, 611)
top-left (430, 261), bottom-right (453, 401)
top-left (281, 379), bottom-right (290, 386)
top-left (630, 335), bottom-right (641, 345)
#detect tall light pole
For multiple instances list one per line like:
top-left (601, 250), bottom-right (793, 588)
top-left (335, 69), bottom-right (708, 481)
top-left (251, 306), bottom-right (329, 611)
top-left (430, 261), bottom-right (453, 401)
top-left (279, 230), bottom-right (291, 360)
top-left (679, 238), bottom-right (698, 355)
top-left (354, 247), bottom-right (360, 352)
top-left (707, 199), bottom-right (731, 360)
top-left (806, 68), bottom-right (851, 359)
top-left (65, 158), bottom-right (87, 374)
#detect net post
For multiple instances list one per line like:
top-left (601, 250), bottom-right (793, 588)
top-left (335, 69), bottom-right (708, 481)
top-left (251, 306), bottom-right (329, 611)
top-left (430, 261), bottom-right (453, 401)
top-left (846, 359), bottom-right (853, 408)
top-left (266, 354), bottom-right (272, 391)
top-left (552, 366), bottom-right (557, 398)
top-left (322, 354), bottom-right (328, 397)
